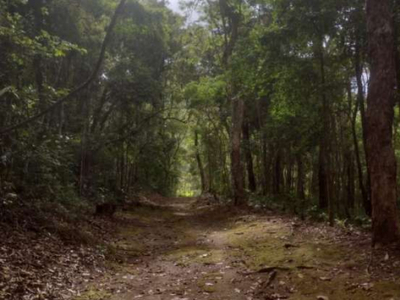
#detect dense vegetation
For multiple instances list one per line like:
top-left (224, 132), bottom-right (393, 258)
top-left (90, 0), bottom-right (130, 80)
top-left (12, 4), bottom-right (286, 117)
top-left (1, 0), bottom-right (400, 246)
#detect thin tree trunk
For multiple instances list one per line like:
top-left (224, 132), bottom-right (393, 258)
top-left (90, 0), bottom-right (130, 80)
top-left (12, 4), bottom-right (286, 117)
top-left (297, 154), bottom-right (306, 219)
top-left (318, 37), bottom-right (334, 225)
top-left (317, 41), bottom-right (331, 213)
top-left (195, 130), bottom-right (207, 193)
top-left (297, 155), bottom-right (305, 200)
top-left (365, 0), bottom-right (400, 245)
top-left (262, 137), bottom-right (270, 195)
top-left (243, 121), bottom-right (256, 192)
top-left (258, 97), bottom-right (271, 196)
top-left (120, 143), bottom-right (125, 190)
top-left (355, 35), bottom-right (372, 216)
top-left (286, 152), bottom-right (293, 194)
top-left (79, 93), bottom-right (91, 197)
top-left (273, 149), bottom-right (282, 195)
top-left (231, 97), bottom-right (246, 205)
top-left (348, 82), bottom-right (369, 216)
top-left (311, 154), bottom-right (318, 199)
top-left (344, 150), bottom-right (355, 218)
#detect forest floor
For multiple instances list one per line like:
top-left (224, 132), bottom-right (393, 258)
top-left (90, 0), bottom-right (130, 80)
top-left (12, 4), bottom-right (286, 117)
top-left (74, 197), bottom-right (400, 300)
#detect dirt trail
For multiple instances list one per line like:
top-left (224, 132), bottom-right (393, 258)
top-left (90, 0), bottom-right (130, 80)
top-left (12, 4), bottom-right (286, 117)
top-left (77, 198), bottom-right (400, 300)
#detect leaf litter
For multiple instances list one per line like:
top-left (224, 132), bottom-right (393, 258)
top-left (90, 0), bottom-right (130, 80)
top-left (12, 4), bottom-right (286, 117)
top-left (2, 196), bottom-right (400, 300)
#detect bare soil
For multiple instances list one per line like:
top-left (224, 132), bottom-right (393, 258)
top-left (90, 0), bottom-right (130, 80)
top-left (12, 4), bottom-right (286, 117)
top-left (74, 197), bottom-right (400, 300)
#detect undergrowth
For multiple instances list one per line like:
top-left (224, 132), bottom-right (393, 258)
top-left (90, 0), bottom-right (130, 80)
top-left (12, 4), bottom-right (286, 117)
top-left (248, 193), bottom-right (372, 229)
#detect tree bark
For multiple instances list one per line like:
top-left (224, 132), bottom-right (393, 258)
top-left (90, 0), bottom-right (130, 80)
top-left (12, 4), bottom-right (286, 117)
top-left (261, 137), bottom-right (271, 195)
top-left (297, 154), bottom-right (306, 219)
top-left (231, 97), bottom-right (246, 205)
top-left (348, 82), bottom-right (368, 217)
top-left (195, 130), bottom-right (207, 193)
top-left (243, 121), bottom-right (256, 192)
top-left (218, 0), bottom-right (246, 205)
top-left (297, 155), bottom-right (305, 200)
top-left (365, 0), bottom-right (400, 245)
top-left (344, 150), bottom-right (355, 218)
top-left (317, 41), bottom-right (331, 212)
top-left (354, 34), bottom-right (372, 216)
top-left (286, 152), bottom-right (293, 194)
top-left (273, 149), bottom-right (282, 195)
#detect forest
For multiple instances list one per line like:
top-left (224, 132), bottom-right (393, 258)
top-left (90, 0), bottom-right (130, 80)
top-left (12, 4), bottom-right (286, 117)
top-left (1, 0), bottom-right (400, 299)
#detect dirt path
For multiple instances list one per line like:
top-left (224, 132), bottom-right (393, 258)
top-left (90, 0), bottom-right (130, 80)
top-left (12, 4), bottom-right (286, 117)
top-left (76, 198), bottom-right (400, 300)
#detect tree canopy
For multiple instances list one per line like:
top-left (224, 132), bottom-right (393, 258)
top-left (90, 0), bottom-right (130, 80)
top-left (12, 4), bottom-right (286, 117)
top-left (1, 0), bottom-right (400, 245)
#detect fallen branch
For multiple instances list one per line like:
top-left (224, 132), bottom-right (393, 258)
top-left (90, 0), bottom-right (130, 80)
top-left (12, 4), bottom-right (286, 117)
top-left (257, 266), bottom-right (290, 273)
top-left (296, 265), bottom-right (314, 270)
top-left (264, 270), bottom-right (277, 287)
top-left (239, 266), bottom-right (290, 276)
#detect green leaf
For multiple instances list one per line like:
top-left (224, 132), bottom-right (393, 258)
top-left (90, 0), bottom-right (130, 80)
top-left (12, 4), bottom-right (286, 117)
top-left (0, 86), bottom-right (12, 99)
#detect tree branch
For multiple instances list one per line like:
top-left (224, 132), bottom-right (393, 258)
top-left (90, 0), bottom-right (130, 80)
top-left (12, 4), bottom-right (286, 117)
top-left (93, 107), bottom-right (179, 153)
top-left (0, 0), bottom-right (127, 136)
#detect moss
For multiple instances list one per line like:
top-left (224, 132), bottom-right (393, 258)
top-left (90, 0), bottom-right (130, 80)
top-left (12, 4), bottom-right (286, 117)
top-left (115, 239), bottom-right (144, 254)
top-left (226, 220), bottom-right (400, 300)
top-left (164, 246), bottom-right (224, 266)
top-left (118, 226), bottom-right (143, 238)
top-left (196, 272), bottom-right (223, 293)
top-left (105, 227), bottom-right (145, 264)
top-left (73, 288), bottom-right (111, 300)
top-left (288, 274), bottom-right (400, 300)
top-left (225, 220), bottom-right (346, 270)
top-left (198, 281), bottom-right (217, 293)
top-left (373, 280), bottom-right (400, 298)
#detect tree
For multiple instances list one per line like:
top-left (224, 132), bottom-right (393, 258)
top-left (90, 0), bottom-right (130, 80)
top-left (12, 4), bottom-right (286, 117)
top-left (219, 0), bottom-right (246, 205)
top-left (365, 0), bottom-right (400, 244)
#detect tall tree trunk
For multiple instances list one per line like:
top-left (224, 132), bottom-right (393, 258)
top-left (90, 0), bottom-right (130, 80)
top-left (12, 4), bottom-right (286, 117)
top-left (348, 82), bottom-right (369, 216)
top-left (286, 152), bottom-right (293, 194)
top-left (79, 93), bottom-right (91, 197)
top-left (273, 149), bottom-right (282, 195)
top-left (393, 0), bottom-right (400, 105)
top-left (317, 37), bottom-right (334, 225)
top-left (297, 155), bottom-right (305, 200)
top-left (257, 98), bottom-right (271, 196)
top-left (29, 0), bottom-right (47, 126)
top-left (365, 0), bottom-right (400, 245)
top-left (355, 34), bottom-right (372, 216)
top-left (261, 137), bottom-right (270, 195)
top-left (231, 97), bottom-right (246, 205)
top-left (344, 150), bottom-right (355, 218)
top-left (311, 154), bottom-right (319, 199)
top-left (195, 130), bottom-right (207, 193)
top-left (218, 0), bottom-right (245, 205)
top-left (119, 143), bottom-right (125, 190)
top-left (243, 121), bottom-right (256, 192)
top-left (297, 154), bottom-right (306, 219)
top-left (317, 41), bottom-right (331, 213)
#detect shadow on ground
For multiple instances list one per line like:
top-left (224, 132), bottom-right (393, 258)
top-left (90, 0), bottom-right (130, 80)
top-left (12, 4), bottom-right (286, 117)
top-left (74, 197), bottom-right (400, 300)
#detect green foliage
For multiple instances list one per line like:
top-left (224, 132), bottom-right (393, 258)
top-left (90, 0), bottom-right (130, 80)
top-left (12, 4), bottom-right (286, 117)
top-left (0, 0), bottom-right (186, 217)
top-left (0, 0), bottom-right (386, 225)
